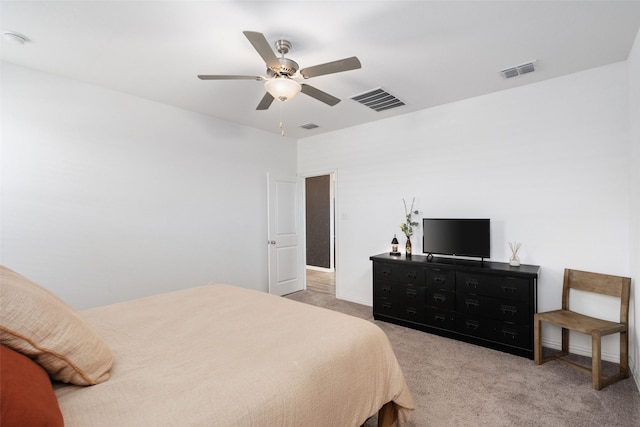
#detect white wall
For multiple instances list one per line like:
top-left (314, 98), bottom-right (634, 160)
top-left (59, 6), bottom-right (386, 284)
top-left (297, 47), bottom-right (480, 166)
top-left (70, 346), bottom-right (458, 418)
top-left (298, 62), bottom-right (632, 363)
top-left (628, 28), bottom-right (640, 388)
top-left (1, 62), bottom-right (297, 309)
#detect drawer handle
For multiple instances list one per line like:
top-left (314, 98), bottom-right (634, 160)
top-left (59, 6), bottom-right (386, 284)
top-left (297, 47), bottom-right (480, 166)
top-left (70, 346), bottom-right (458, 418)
top-left (434, 276), bottom-right (446, 283)
top-left (406, 288), bottom-right (417, 298)
top-left (406, 272), bottom-right (417, 280)
top-left (465, 279), bottom-right (479, 289)
top-left (434, 314), bottom-right (446, 323)
top-left (406, 307), bottom-right (417, 316)
top-left (465, 320), bottom-right (480, 331)
top-left (382, 302), bottom-right (392, 310)
top-left (502, 329), bottom-right (518, 339)
top-left (465, 299), bottom-right (479, 309)
top-left (382, 270), bottom-right (392, 276)
top-left (501, 285), bottom-right (518, 294)
top-left (501, 305), bottom-right (517, 315)
top-left (382, 286), bottom-right (392, 294)
top-left (433, 293), bottom-right (446, 303)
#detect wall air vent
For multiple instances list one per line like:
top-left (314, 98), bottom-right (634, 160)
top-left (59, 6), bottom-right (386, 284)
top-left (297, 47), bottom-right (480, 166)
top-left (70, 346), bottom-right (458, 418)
top-left (350, 88), bottom-right (405, 112)
top-left (500, 60), bottom-right (537, 79)
top-left (300, 123), bottom-right (319, 130)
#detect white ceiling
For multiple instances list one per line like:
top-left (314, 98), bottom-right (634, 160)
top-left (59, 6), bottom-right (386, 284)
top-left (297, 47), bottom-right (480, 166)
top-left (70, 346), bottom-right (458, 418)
top-left (2, 1), bottom-right (640, 139)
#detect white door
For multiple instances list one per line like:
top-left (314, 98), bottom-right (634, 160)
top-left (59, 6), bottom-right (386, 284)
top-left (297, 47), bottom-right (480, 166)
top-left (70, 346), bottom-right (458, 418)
top-left (267, 174), bottom-right (304, 295)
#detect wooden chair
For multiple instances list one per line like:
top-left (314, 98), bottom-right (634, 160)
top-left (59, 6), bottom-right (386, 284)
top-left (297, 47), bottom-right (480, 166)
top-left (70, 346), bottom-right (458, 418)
top-left (534, 268), bottom-right (631, 390)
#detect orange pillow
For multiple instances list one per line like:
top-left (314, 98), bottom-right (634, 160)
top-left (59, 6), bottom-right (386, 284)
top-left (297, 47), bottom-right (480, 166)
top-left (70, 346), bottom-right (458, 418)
top-left (0, 344), bottom-right (64, 426)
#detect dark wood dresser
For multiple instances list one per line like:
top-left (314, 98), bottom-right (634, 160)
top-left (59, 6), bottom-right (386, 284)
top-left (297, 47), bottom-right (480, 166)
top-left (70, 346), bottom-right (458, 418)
top-left (371, 253), bottom-right (540, 359)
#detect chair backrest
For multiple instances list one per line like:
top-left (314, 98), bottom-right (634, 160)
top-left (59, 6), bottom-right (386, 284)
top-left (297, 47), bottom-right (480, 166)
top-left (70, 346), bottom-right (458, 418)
top-left (561, 268), bottom-right (631, 325)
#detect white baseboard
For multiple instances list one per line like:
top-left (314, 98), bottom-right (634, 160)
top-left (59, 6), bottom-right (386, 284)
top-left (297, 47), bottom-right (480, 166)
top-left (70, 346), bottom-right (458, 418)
top-left (306, 265), bottom-right (334, 272)
top-left (541, 338), bottom-right (621, 364)
top-left (630, 355), bottom-right (639, 392)
top-left (335, 292), bottom-right (371, 307)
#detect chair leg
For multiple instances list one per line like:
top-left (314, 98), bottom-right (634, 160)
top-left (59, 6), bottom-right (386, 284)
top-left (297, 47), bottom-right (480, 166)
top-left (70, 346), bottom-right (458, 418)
top-left (620, 330), bottom-right (629, 378)
top-left (592, 332), bottom-right (602, 390)
top-left (561, 327), bottom-right (569, 356)
top-left (534, 315), bottom-right (542, 364)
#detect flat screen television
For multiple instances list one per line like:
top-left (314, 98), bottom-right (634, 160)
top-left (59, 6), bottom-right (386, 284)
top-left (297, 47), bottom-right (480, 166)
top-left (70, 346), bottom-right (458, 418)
top-left (422, 218), bottom-right (490, 259)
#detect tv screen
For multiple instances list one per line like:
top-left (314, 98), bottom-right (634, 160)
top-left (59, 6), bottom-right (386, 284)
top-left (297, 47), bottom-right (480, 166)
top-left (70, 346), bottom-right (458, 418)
top-left (422, 218), bottom-right (490, 259)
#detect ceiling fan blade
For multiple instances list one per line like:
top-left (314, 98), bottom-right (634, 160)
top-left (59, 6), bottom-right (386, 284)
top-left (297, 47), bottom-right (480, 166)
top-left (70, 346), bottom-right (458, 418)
top-left (300, 57), bottom-right (361, 79)
top-left (198, 75), bottom-right (264, 80)
top-left (256, 92), bottom-right (275, 110)
top-left (243, 31), bottom-right (281, 71)
top-left (300, 84), bottom-right (341, 106)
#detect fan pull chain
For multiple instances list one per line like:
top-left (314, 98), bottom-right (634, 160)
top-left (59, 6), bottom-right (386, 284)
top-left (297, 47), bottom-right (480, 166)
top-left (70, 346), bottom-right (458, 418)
top-left (279, 101), bottom-right (285, 137)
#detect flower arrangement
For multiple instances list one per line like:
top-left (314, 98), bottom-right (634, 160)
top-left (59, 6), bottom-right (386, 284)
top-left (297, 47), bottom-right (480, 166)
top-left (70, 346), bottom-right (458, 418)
top-left (400, 197), bottom-right (419, 238)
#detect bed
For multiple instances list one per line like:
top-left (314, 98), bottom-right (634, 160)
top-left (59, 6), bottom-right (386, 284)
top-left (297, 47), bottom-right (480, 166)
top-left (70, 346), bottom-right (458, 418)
top-left (0, 266), bottom-right (414, 426)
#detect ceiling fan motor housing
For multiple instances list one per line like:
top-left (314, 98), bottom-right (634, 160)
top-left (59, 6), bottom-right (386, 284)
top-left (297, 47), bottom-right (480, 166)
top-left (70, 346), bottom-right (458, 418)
top-left (266, 39), bottom-right (298, 76)
top-left (268, 57), bottom-right (299, 77)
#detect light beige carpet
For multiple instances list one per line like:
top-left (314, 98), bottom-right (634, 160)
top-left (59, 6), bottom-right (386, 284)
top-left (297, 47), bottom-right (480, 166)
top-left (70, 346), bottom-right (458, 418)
top-left (285, 290), bottom-right (640, 427)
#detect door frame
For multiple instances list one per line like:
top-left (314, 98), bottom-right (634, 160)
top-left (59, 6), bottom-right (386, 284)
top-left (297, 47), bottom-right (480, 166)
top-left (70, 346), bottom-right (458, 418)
top-left (301, 169), bottom-right (338, 294)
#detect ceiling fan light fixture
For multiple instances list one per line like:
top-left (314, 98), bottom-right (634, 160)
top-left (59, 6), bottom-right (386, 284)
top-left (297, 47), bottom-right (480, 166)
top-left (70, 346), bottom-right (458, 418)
top-left (264, 77), bottom-right (301, 102)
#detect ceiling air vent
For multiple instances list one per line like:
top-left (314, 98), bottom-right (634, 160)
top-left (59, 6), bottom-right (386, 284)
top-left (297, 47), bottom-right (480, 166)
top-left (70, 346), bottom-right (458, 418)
top-left (500, 60), bottom-right (537, 79)
top-left (350, 88), bottom-right (405, 112)
top-left (300, 123), bottom-right (319, 130)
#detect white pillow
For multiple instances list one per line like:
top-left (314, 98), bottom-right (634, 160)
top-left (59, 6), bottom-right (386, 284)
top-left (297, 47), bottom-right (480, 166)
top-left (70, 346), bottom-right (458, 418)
top-left (0, 265), bottom-right (113, 385)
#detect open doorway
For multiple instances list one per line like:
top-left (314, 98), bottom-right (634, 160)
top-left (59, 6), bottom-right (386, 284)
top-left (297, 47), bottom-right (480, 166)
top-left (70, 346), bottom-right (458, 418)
top-left (305, 173), bottom-right (335, 296)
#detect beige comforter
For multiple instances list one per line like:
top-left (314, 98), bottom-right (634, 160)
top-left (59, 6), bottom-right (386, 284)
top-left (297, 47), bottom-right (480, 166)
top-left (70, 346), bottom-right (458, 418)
top-left (54, 285), bottom-right (414, 426)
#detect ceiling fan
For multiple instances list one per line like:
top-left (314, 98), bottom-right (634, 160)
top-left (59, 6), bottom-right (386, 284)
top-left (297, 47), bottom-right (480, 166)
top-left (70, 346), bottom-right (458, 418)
top-left (198, 31), bottom-right (361, 110)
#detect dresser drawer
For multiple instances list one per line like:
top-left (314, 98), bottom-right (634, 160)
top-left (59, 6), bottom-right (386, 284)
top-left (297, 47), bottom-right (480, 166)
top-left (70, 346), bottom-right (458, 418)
top-left (456, 314), bottom-right (530, 348)
top-left (374, 280), bottom-right (425, 302)
top-left (426, 267), bottom-right (455, 291)
top-left (457, 272), bottom-right (530, 301)
top-left (456, 295), bottom-right (529, 324)
top-left (374, 296), bottom-right (425, 323)
top-left (373, 262), bottom-right (395, 282)
top-left (396, 304), bottom-right (426, 324)
top-left (397, 283), bottom-right (426, 304)
top-left (495, 301), bottom-right (530, 324)
top-left (373, 280), bottom-right (393, 296)
top-left (493, 276), bottom-right (531, 302)
top-left (374, 262), bottom-right (425, 285)
top-left (455, 314), bottom-right (493, 339)
top-left (425, 308), bottom-right (456, 330)
top-left (374, 296), bottom-right (400, 319)
top-left (426, 289), bottom-right (455, 310)
top-left (394, 283), bottom-right (426, 324)
top-left (488, 321), bottom-right (530, 349)
top-left (373, 281), bottom-right (426, 324)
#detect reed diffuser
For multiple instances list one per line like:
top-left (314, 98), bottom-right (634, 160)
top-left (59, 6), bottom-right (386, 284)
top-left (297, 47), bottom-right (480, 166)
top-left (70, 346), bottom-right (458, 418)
top-left (508, 241), bottom-right (521, 266)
